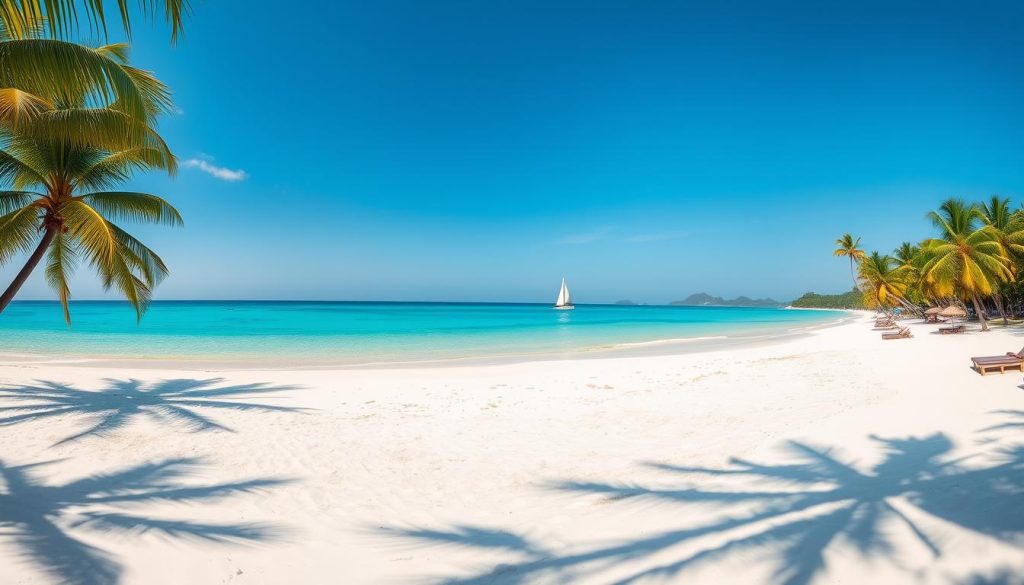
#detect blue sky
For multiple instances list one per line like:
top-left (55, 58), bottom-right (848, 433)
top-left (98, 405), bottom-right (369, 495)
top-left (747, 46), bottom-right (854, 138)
top-left (7, 0), bottom-right (1024, 303)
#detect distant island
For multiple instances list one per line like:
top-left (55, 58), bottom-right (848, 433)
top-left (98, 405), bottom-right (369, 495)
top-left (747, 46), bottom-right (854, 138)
top-left (671, 293), bottom-right (783, 308)
top-left (789, 289), bottom-right (865, 310)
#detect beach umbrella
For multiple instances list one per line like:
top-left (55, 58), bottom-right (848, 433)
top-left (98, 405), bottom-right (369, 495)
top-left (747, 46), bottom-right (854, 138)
top-left (924, 307), bottom-right (943, 315)
top-left (939, 305), bottom-right (967, 324)
top-left (939, 305), bottom-right (966, 317)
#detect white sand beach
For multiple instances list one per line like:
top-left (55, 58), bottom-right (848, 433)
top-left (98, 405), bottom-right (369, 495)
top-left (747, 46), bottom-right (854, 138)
top-left (2, 313), bottom-right (1023, 584)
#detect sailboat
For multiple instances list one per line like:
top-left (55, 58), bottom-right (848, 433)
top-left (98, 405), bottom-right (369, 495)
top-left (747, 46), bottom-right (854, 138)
top-left (554, 277), bottom-right (574, 310)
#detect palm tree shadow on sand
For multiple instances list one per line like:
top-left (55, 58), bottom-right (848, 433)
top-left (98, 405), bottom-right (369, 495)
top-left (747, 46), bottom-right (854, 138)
top-left (383, 432), bottom-right (1024, 585)
top-left (0, 378), bottom-right (307, 444)
top-left (984, 410), bottom-right (1024, 434)
top-left (0, 457), bottom-right (291, 585)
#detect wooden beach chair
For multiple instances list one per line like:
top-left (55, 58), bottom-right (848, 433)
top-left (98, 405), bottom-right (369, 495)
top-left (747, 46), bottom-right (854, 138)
top-left (881, 327), bottom-right (912, 340)
top-left (939, 324), bottom-right (966, 334)
top-left (971, 350), bottom-right (1024, 375)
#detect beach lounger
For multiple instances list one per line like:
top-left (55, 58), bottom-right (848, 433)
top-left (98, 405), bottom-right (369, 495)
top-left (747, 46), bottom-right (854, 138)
top-left (881, 327), bottom-right (912, 340)
top-left (939, 324), bottom-right (966, 334)
top-left (971, 351), bottom-right (1024, 375)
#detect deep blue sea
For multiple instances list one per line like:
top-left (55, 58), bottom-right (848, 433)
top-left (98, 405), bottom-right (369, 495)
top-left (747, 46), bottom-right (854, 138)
top-left (0, 301), bottom-right (846, 365)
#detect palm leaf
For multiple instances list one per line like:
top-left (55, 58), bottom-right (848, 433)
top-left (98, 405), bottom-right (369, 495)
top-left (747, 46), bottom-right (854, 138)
top-left (0, 1), bottom-right (190, 42)
top-left (62, 199), bottom-right (117, 272)
top-left (0, 204), bottom-right (40, 263)
top-left (76, 147), bottom-right (175, 190)
top-left (0, 149), bottom-right (47, 188)
top-left (24, 109), bottom-right (176, 164)
top-left (110, 222), bottom-right (168, 287)
top-left (94, 42), bottom-right (129, 63)
top-left (81, 191), bottom-right (182, 226)
top-left (0, 190), bottom-right (38, 213)
top-left (0, 87), bottom-right (53, 128)
top-left (106, 246), bottom-right (152, 320)
top-left (44, 228), bottom-right (77, 324)
top-left (0, 6), bottom-right (46, 40)
top-left (0, 38), bottom-right (169, 121)
top-left (62, 200), bottom-right (158, 318)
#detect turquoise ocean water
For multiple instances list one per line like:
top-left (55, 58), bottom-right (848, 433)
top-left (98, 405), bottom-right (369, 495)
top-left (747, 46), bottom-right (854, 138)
top-left (0, 302), bottom-right (846, 365)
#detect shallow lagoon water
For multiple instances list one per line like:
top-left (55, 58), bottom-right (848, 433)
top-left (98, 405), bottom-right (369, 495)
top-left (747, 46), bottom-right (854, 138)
top-left (0, 301), bottom-right (846, 365)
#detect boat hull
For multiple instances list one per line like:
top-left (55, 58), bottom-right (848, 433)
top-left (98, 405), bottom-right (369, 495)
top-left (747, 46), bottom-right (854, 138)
top-left (554, 305), bottom-right (575, 310)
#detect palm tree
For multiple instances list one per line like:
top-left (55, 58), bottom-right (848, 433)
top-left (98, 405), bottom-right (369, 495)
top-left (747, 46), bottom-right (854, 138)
top-left (920, 199), bottom-right (1012, 331)
top-left (833, 233), bottom-right (865, 290)
top-left (0, 43), bottom-right (180, 322)
top-left (858, 252), bottom-right (911, 310)
top-left (0, 1), bottom-right (190, 42)
top-left (980, 195), bottom-right (1024, 323)
top-left (0, 128), bottom-right (180, 322)
top-left (891, 241), bottom-right (927, 305)
top-left (893, 242), bottom-right (919, 268)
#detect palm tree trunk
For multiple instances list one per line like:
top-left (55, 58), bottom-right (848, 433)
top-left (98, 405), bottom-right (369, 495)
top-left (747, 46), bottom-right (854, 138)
top-left (850, 259), bottom-right (859, 291)
top-left (0, 226), bottom-right (56, 314)
top-left (994, 294), bottom-right (1009, 326)
top-left (971, 294), bottom-right (989, 332)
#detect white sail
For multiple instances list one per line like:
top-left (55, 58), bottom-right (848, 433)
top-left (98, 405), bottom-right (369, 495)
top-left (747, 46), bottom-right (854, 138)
top-left (555, 278), bottom-right (573, 307)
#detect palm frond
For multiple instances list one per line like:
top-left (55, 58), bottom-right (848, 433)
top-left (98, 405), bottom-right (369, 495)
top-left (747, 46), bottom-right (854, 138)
top-left (0, 190), bottom-right (38, 214)
top-left (0, 87), bottom-right (53, 128)
top-left (106, 244), bottom-right (153, 320)
top-left (0, 149), bottom-right (47, 188)
top-left (114, 64), bottom-right (173, 117)
top-left (0, 39), bottom-right (172, 121)
top-left (110, 222), bottom-right (168, 287)
top-left (76, 147), bottom-right (175, 189)
top-left (45, 228), bottom-right (77, 324)
top-left (0, 204), bottom-right (40, 263)
top-left (94, 42), bottom-right (129, 64)
top-left (0, 6), bottom-right (46, 40)
top-left (62, 199), bottom-right (117, 272)
top-left (24, 108), bottom-right (176, 170)
top-left (81, 191), bottom-right (182, 226)
top-left (62, 200), bottom-right (159, 318)
top-left (0, 0), bottom-right (190, 43)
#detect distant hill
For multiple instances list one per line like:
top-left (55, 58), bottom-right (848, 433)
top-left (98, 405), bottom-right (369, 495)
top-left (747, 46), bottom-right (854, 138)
top-left (790, 289), bottom-right (864, 310)
top-left (671, 293), bottom-right (783, 308)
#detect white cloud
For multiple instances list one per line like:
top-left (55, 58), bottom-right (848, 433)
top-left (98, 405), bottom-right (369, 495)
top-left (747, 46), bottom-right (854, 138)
top-left (558, 226), bottom-right (612, 244)
top-left (182, 158), bottom-right (247, 182)
top-left (623, 230), bottom-right (689, 243)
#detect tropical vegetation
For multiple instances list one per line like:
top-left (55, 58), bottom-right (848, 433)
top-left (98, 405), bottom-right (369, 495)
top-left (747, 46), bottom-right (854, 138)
top-left (0, 2), bottom-right (185, 322)
top-left (790, 289), bottom-right (865, 310)
top-left (835, 196), bottom-right (1024, 331)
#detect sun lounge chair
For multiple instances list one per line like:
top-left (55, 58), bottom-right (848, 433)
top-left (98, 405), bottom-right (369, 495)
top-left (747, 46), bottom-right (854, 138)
top-left (971, 350), bottom-right (1024, 375)
top-left (939, 324), bottom-right (966, 334)
top-left (881, 327), bottom-right (912, 340)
